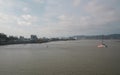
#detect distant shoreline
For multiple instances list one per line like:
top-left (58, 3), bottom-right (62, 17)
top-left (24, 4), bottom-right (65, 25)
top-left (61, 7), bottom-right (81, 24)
top-left (0, 41), bottom-right (49, 46)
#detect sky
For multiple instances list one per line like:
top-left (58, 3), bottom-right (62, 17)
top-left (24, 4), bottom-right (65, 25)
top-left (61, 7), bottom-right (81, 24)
top-left (0, 0), bottom-right (120, 38)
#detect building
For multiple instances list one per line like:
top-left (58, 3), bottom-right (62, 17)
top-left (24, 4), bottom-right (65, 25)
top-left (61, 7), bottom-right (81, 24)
top-left (19, 36), bottom-right (25, 41)
top-left (31, 35), bottom-right (38, 42)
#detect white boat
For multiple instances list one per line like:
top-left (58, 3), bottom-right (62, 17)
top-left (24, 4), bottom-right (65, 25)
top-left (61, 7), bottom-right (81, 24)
top-left (97, 43), bottom-right (107, 48)
top-left (97, 35), bottom-right (108, 48)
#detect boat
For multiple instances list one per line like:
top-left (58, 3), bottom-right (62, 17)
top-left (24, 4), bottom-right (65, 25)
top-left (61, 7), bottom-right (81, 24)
top-left (97, 35), bottom-right (108, 48)
top-left (97, 43), bottom-right (107, 48)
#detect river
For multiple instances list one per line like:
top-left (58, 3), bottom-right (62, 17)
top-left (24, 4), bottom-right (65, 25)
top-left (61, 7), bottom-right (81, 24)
top-left (0, 40), bottom-right (120, 75)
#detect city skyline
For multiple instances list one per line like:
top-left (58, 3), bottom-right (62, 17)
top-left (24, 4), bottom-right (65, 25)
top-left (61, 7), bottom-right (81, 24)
top-left (0, 0), bottom-right (120, 38)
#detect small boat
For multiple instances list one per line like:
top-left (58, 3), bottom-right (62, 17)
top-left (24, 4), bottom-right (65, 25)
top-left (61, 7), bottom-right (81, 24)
top-left (97, 43), bottom-right (107, 48)
top-left (97, 35), bottom-right (108, 48)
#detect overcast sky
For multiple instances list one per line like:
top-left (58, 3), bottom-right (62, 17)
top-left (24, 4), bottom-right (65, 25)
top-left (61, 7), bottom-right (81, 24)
top-left (0, 0), bottom-right (120, 37)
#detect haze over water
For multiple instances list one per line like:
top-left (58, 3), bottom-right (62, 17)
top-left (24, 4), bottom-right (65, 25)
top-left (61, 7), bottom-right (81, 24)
top-left (0, 40), bottom-right (120, 75)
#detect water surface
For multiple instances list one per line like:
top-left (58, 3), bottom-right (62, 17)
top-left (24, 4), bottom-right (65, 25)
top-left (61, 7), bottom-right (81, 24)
top-left (0, 40), bottom-right (120, 75)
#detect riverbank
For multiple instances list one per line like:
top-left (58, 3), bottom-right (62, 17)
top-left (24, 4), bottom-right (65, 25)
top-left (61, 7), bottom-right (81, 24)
top-left (0, 41), bottom-right (49, 46)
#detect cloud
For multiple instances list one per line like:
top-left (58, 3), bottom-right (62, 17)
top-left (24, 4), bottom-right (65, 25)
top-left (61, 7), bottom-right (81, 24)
top-left (85, 0), bottom-right (120, 25)
top-left (73, 0), bottom-right (81, 7)
top-left (22, 14), bottom-right (33, 21)
top-left (22, 7), bottom-right (31, 13)
top-left (17, 14), bottom-right (38, 26)
top-left (46, 0), bottom-right (120, 35)
top-left (0, 13), bottom-right (17, 24)
top-left (0, 12), bottom-right (38, 26)
top-left (33, 0), bottom-right (45, 3)
top-left (58, 15), bottom-right (73, 21)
